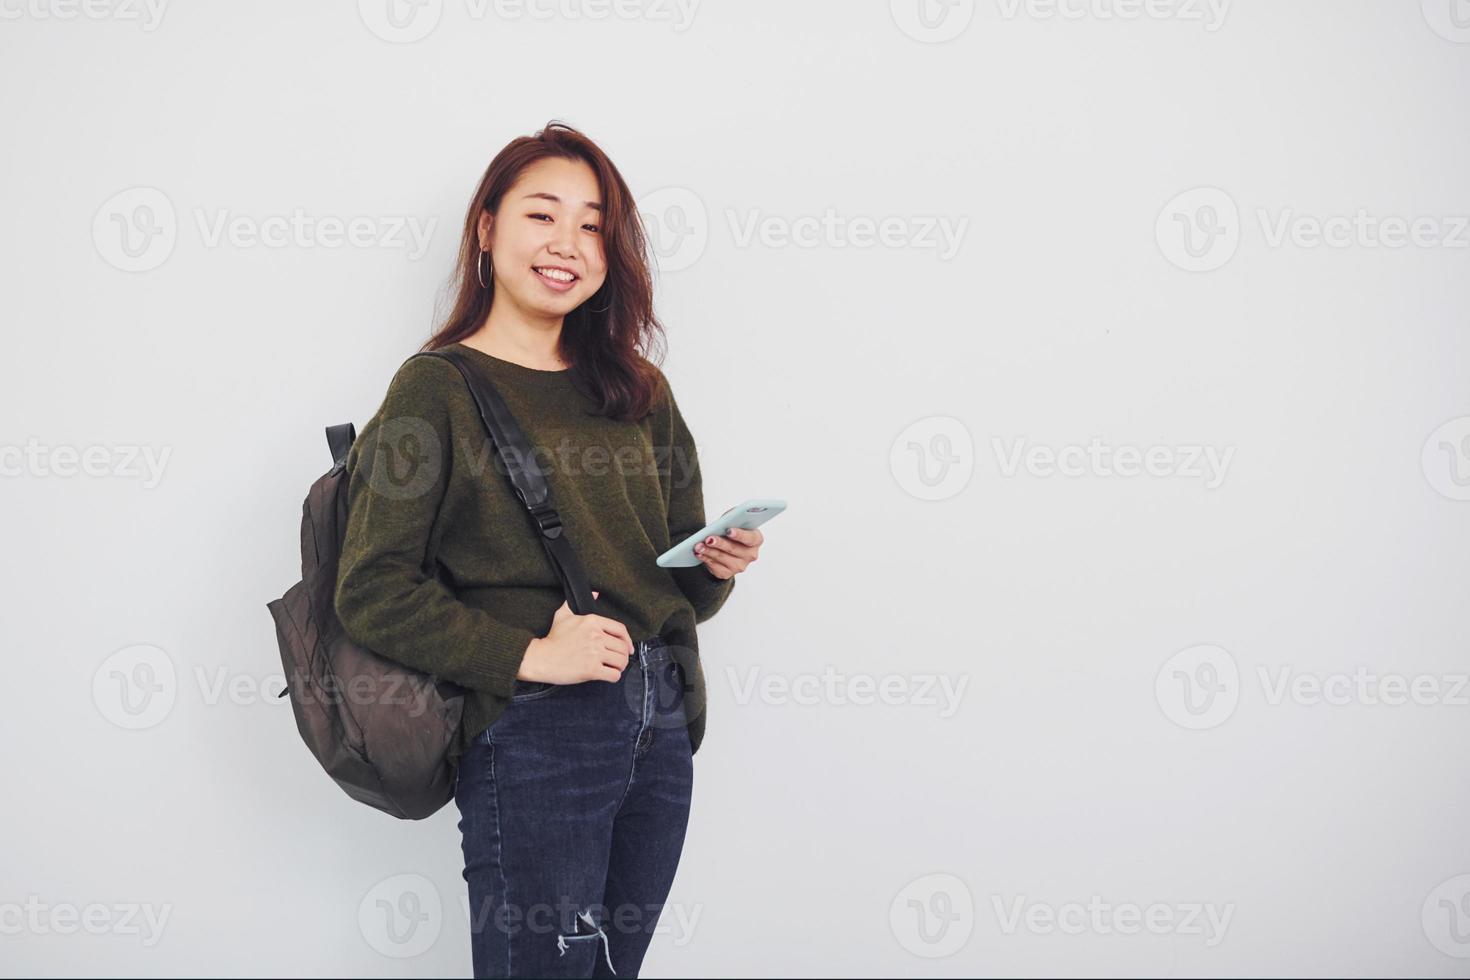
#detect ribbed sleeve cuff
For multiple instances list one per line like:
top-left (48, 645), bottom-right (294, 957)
top-left (467, 619), bottom-right (539, 699)
top-left (673, 565), bottom-right (737, 623)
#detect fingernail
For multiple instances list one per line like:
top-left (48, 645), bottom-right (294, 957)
top-left (705, 537), bottom-right (715, 544)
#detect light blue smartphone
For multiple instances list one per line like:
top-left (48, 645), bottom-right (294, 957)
top-left (656, 498), bottom-right (787, 568)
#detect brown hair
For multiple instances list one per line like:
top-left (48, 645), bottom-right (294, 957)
top-left (423, 120), bottom-right (666, 422)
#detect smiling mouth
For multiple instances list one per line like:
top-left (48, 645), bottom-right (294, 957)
top-left (533, 266), bottom-right (579, 285)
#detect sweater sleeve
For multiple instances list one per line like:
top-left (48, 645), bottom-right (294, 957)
top-left (661, 371), bottom-right (737, 623)
top-left (333, 354), bottom-right (538, 699)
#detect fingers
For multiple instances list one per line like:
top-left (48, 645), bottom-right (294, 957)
top-left (595, 615), bottom-right (635, 656)
top-left (601, 637), bottom-right (631, 669)
top-left (698, 529), bottom-right (751, 577)
top-left (700, 549), bottom-right (738, 579)
top-left (595, 632), bottom-right (630, 682)
top-left (725, 525), bottom-right (763, 547)
top-left (695, 527), bottom-right (759, 564)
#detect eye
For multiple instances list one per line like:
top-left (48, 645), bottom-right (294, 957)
top-left (528, 212), bottom-right (599, 233)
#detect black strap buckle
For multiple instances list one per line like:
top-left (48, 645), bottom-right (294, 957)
top-left (528, 503), bottom-right (562, 537)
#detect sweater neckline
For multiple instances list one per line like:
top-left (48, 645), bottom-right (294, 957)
top-left (445, 342), bottom-right (576, 390)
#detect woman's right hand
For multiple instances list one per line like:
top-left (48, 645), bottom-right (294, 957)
top-left (517, 590), bottom-right (634, 685)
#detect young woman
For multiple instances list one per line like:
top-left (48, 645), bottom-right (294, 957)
top-left (333, 121), bottom-right (764, 978)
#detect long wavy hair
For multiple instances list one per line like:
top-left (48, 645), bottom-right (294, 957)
top-left (423, 121), bottom-right (666, 422)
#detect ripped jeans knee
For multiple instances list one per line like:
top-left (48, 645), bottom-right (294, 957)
top-left (556, 907), bottom-right (615, 973)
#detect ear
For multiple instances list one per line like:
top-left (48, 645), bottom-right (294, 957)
top-left (477, 208), bottom-right (494, 250)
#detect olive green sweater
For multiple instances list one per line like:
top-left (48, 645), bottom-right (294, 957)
top-left (333, 341), bottom-right (736, 766)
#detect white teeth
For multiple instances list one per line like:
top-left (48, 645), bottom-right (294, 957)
top-left (535, 267), bottom-right (575, 283)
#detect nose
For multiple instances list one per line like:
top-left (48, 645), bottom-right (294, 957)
top-left (548, 225), bottom-right (577, 261)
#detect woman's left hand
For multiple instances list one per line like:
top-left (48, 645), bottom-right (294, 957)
top-left (693, 516), bottom-right (762, 580)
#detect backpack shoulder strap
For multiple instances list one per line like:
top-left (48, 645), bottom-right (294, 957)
top-left (325, 423), bottom-right (356, 473)
top-left (412, 349), bottom-right (596, 617)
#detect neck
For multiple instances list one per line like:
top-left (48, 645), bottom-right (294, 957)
top-left (466, 297), bottom-right (568, 370)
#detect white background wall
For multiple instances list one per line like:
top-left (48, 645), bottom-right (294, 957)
top-left (4, 0), bottom-right (1469, 975)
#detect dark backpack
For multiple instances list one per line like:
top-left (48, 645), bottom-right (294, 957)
top-left (266, 348), bottom-right (594, 820)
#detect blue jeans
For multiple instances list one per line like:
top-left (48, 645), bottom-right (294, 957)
top-left (454, 634), bottom-right (694, 978)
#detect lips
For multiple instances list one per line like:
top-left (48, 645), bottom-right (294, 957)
top-left (532, 266), bottom-right (578, 284)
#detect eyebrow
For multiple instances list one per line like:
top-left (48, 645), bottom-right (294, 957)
top-left (520, 191), bottom-right (602, 213)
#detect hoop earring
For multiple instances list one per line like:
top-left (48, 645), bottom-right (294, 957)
top-left (476, 250), bottom-right (492, 289)
top-left (587, 289), bottom-right (612, 314)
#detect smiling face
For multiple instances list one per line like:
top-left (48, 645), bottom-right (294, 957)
top-left (479, 156), bottom-right (608, 320)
